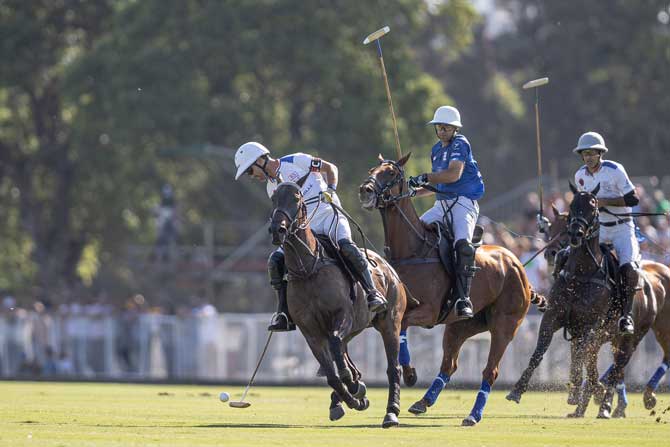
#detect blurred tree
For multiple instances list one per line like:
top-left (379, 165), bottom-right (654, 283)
top-left (0, 0), bottom-right (479, 300)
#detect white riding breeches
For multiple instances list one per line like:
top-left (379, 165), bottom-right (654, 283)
top-left (308, 193), bottom-right (352, 242)
top-left (600, 219), bottom-right (640, 267)
top-left (420, 197), bottom-right (479, 243)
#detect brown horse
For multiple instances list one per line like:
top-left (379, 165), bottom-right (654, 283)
top-left (528, 202), bottom-right (670, 413)
top-left (269, 177), bottom-right (407, 428)
top-left (507, 185), bottom-right (670, 418)
top-left (359, 154), bottom-right (536, 426)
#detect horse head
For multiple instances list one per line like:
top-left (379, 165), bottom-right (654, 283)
top-left (359, 153), bottom-right (412, 210)
top-left (269, 174), bottom-right (309, 246)
top-left (567, 182), bottom-right (600, 248)
top-left (544, 203), bottom-right (569, 267)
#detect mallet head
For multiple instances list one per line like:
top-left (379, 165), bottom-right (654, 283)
top-left (523, 77), bottom-right (549, 89)
top-left (363, 26), bottom-right (390, 45)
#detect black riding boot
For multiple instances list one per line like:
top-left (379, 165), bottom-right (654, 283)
top-left (454, 239), bottom-right (478, 319)
top-left (618, 263), bottom-right (639, 335)
top-left (338, 239), bottom-right (387, 313)
top-left (267, 250), bottom-right (296, 332)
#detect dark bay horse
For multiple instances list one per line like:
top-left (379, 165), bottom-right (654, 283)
top-left (516, 202), bottom-right (670, 414)
top-left (506, 185), bottom-right (669, 418)
top-left (270, 178), bottom-right (407, 428)
top-left (359, 154), bottom-right (536, 426)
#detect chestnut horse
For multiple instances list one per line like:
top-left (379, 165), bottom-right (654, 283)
top-left (270, 177), bottom-right (407, 428)
top-left (507, 185), bottom-right (669, 418)
top-left (512, 201), bottom-right (670, 415)
top-left (359, 154), bottom-right (536, 426)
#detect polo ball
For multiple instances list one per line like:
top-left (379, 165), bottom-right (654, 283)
top-left (219, 392), bottom-right (230, 402)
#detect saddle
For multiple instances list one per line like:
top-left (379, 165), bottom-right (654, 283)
top-left (313, 233), bottom-right (358, 303)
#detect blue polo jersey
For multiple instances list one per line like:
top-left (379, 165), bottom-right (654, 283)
top-left (430, 134), bottom-right (484, 200)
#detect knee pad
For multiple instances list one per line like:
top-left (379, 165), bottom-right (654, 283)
top-left (455, 239), bottom-right (475, 258)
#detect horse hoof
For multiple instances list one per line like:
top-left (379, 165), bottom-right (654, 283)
top-left (408, 400), bottom-right (427, 415)
top-left (567, 411), bottom-right (584, 418)
top-left (329, 404), bottom-right (345, 421)
top-left (382, 412), bottom-right (399, 429)
top-left (461, 415), bottom-right (478, 426)
top-left (597, 409), bottom-right (611, 419)
top-left (356, 397), bottom-right (370, 411)
top-left (612, 405), bottom-right (626, 418)
top-left (643, 390), bottom-right (657, 410)
top-left (505, 390), bottom-right (521, 404)
top-left (592, 384), bottom-right (605, 405)
top-left (353, 381), bottom-right (367, 399)
top-left (402, 366), bottom-right (417, 387)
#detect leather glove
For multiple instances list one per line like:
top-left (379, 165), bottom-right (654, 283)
top-left (408, 173), bottom-right (429, 189)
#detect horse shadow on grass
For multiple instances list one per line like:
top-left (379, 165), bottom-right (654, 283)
top-left (196, 422), bottom-right (444, 429)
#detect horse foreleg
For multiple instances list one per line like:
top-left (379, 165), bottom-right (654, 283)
top-left (569, 334), bottom-right (599, 418)
top-left (507, 308), bottom-right (562, 403)
top-left (644, 357), bottom-right (669, 410)
top-left (376, 315), bottom-right (402, 428)
top-left (463, 315), bottom-right (519, 426)
top-left (306, 336), bottom-right (365, 420)
top-left (409, 317), bottom-right (487, 416)
top-left (399, 324), bottom-right (417, 387)
top-left (567, 338), bottom-right (586, 405)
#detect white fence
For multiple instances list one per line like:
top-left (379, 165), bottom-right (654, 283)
top-left (0, 312), bottom-right (667, 388)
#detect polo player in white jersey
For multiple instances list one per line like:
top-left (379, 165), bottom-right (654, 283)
top-left (234, 142), bottom-right (387, 332)
top-left (573, 131), bottom-right (641, 335)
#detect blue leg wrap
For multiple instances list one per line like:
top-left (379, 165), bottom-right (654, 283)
top-left (647, 360), bottom-right (670, 391)
top-left (599, 364), bottom-right (614, 384)
top-left (399, 330), bottom-right (411, 366)
top-left (616, 382), bottom-right (628, 406)
top-left (422, 372), bottom-right (450, 406)
top-left (469, 380), bottom-right (492, 423)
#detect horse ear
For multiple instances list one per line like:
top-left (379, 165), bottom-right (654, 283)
top-left (551, 203), bottom-right (560, 218)
top-left (569, 182), bottom-right (578, 194)
top-left (297, 173), bottom-right (309, 187)
top-left (397, 152), bottom-right (412, 166)
top-left (377, 153), bottom-right (385, 163)
top-left (591, 183), bottom-right (600, 196)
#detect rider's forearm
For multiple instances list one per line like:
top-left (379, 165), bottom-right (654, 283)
top-left (415, 188), bottom-right (434, 198)
top-left (321, 160), bottom-right (339, 189)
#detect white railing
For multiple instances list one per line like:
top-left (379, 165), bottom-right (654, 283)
top-left (0, 311), bottom-right (667, 387)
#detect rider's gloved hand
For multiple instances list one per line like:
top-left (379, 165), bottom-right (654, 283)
top-left (537, 214), bottom-right (550, 234)
top-left (408, 173), bottom-right (429, 189)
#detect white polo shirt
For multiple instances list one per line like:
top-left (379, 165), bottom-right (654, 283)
top-left (265, 153), bottom-right (328, 213)
top-left (574, 160), bottom-right (635, 224)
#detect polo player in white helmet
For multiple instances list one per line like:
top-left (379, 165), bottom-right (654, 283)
top-left (572, 131), bottom-right (641, 335)
top-left (235, 142), bottom-right (387, 332)
top-left (407, 105), bottom-right (485, 320)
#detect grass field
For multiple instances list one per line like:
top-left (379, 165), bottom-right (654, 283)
top-left (1, 382), bottom-right (668, 447)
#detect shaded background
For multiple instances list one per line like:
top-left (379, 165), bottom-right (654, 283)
top-left (1, 0), bottom-right (669, 311)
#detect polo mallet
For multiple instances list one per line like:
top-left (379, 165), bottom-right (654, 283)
top-left (229, 331), bottom-right (273, 408)
top-left (522, 77), bottom-right (549, 233)
top-left (363, 26), bottom-right (402, 160)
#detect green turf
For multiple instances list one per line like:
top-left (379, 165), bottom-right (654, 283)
top-left (0, 382), bottom-right (668, 446)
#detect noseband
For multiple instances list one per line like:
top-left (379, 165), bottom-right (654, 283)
top-left (363, 160), bottom-right (407, 208)
top-left (568, 193), bottom-right (600, 242)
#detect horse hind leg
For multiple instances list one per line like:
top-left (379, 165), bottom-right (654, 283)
top-left (343, 349), bottom-right (366, 399)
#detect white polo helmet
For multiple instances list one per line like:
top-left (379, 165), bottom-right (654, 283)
top-left (234, 142), bottom-right (270, 180)
top-left (573, 131), bottom-right (608, 154)
top-left (428, 105), bottom-right (462, 128)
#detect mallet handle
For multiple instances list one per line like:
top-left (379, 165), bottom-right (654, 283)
top-left (534, 94), bottom-right (543, 216)
top-left (376, 41), bottom-right (402, 160)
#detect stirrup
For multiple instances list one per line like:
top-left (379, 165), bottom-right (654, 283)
top-left (454, 298), bottom-right (474, 319)
top-left (366, 291), bottom-right (387, 313)
top-left (268, 312), bottom-right (296, 332)
top-left (618, 316), bottom-right (633, 335)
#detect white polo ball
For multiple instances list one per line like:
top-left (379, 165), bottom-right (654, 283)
top-left (219, 392), bottom-right (230, 402)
